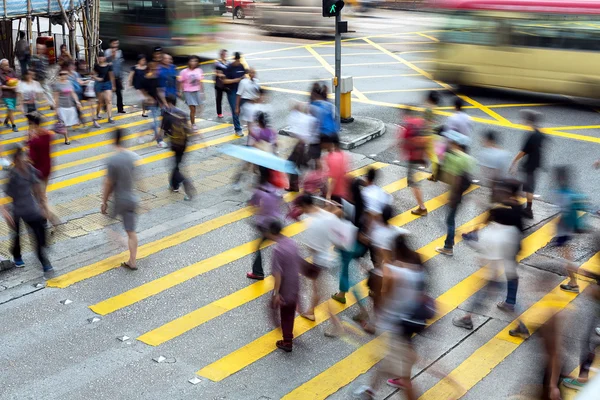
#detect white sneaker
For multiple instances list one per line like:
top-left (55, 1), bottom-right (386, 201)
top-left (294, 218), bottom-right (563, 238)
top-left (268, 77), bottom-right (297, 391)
top-left (352, 385), bottom-right (375, 400)
top-left (595, 327), bottom-right (600, 337)
top-left (232, 182), bottom-right (241, 192)
top-left (192, 124), bottom-right (198, 131)
top-left (157, 141), bottom-right (168, 148)
top-left (0, 157), bottom-right (11, 168)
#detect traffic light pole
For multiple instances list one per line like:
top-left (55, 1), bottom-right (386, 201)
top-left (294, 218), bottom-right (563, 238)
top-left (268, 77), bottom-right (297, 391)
top-left (334, 12), bottom-right (341, 126)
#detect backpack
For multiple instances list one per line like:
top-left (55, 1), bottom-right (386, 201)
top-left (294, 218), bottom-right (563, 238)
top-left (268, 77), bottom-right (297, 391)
top-left (312, 100), bottom-right (339, 136)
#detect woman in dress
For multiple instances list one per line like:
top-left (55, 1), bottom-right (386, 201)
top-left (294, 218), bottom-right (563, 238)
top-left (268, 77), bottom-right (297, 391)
top-left (52, 69), bottom-right (81, 144)
top-left (16, 69), bottom-right (43, 115)
top-left (178, 55), bottom-right (204, 131)
top-left (92, 51), bottom-right (115, 124)
top-left (127, 54), bottom-right (148, 117)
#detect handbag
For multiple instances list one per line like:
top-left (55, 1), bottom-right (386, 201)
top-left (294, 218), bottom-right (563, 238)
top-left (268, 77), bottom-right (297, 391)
top-left (53, 120), bottom-right (66, 135)
top-left (84, 80), bottom-right (96, 98)
top-left (269, 170), bottom-right (289, 190)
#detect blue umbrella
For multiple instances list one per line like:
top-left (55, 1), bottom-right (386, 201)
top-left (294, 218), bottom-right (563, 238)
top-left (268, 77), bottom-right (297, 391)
top-left (220, 145), bottom-right (298, 174)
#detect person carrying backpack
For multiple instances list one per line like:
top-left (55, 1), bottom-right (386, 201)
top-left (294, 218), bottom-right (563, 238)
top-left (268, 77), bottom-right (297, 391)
top-left (436, 131), bottom-right (475, 256)
top-left (163, 96), bottom-right (196, 200)
top-left (400, 108), bottom-right (428, 216)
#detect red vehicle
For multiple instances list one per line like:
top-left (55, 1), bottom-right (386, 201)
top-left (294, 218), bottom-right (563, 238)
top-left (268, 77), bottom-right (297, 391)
top-left (226, 0), bottom-right (254, 19)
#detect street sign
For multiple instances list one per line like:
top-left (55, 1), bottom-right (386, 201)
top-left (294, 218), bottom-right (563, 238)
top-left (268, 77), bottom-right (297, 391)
top-left (322, 0), bottom-right (344, 17)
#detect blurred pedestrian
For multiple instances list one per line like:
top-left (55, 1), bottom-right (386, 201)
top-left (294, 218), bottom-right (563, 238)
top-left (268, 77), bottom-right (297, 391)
top-left (400, 108), bottom-right (428, 216)
top-left (17, 69), bottom-right (43, 115)
top-left (452, 180), bottom-right (525, 331)
top-left (236, 68), bottom-right (260, 130)
top-left (268, 219), bottom-right (302, 353)
top-left (27, 113), bottom-right (60, 227)
top-left (162, 95), bottom-right (196, 200)
top-left (29, 43), bottom-right (54, 107)
top-left (104, 38), bottom-right (126, 114)
top-left (101, 128), bottom-right (140, 270)
top-left (477, 130), bottom-right (512, 199)
top-left (298, 195), bottom-right (338, 327)
top-left (66, 61), bottom-right (91, 130)
top-left (445, 98), bottom-right (472, 136)
top-left (128, 54), bottom-right (148, 117)
top-left (220, 52), bottom-right (246, 137)
top-left (363, 167), bottom-right (393, 219)
top-left (247, 167), bottom-right (283, 280)
top-left (310, 83), bottom-right (339, 146)
top-left (152, 46), bottom-right (163, 64)
top-left (436, 133), bottom-right (475, 256)
top-left (73, 61), bottom-right (101, 128)
top-left (0, 59), bottom-right (19, 132)
top-left (214, 49), bottom-right (228, 118)
top-left (324, 136), bottom-right (349, 203)
top-left (53, 69), bottom-right (82, 145)
top-left (159, 53), bottom-right (178, 105)
top-left (15, 31), bottom-right (30, 77)
top-left (141, 61), bottom-right (167, 147)
top-left (58, 44), bottom-right (73, 71)
top-left (510, 110), bottom-right (545, 219)
top-left (423, 91), bottom-right (441, 181)
top-left (92, 51), bottom-right (116, 124)
top-left (562, 271), bottom-right (600, 391)
top-left (555, 166), bottom-right (587, 294)
top-left (354, 234), bottom-right (428, 400)
top-left (5, 145), bottom-right (53, 276)
top-left (178, 55), bottom-right (204, 131)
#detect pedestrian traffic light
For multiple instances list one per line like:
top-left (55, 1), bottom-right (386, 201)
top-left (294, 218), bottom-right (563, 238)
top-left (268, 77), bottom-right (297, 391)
top-left (322, 0), bottom-right (344, 17)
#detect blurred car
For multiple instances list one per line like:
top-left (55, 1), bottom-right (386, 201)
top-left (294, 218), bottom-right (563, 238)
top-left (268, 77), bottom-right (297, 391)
top-left (226, 0), bottom-right (255, 18)
top-left (255, 0), bottom-right (335, 36)
top-left (208, 0), bottom-right (227, 15)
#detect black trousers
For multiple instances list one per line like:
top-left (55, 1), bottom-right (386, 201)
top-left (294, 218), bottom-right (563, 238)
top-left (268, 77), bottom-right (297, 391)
top-left (215, 87), bottom-right (225, 115)
top-left (12, 214), bottom-right (49, 267)
top-left (115, 77), bottom-right (124, 112)
top-left (170, 146), bottom-right (187, 191)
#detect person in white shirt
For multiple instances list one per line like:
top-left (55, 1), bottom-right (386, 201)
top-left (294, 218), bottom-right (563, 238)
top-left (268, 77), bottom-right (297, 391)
top-left (236, 68), bottom-right (260, 128)
top-left (445, 98), bottom-right (472, 136)
top-left (362, 168), bottom-right (393, 216)
top-left (298, 194), bottom-right (346, 337)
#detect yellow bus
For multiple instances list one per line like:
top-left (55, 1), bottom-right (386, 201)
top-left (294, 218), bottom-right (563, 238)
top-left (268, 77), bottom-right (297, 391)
top-left (430, 0), bottom-right (600, 99)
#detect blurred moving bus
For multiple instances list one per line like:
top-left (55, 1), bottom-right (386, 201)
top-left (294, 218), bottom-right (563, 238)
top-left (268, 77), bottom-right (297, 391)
top-left (255, 0), bottom-right (335, 36)
top-left (430, 0), bottom-right (600, 99)
top-left (99, 0), bottom-right (222, 56)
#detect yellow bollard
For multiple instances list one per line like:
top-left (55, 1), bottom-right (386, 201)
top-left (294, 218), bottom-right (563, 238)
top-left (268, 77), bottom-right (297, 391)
top-left (336, 76), bottom-right (354, 123)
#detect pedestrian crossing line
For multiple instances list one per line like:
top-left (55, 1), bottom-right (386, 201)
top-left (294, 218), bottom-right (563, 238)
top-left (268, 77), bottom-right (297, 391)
top-left (0, 111), bottom-right (146, 148)
top-left (419, 252), bottom-right (600, 400)
top-left (196, 198), bottom-right (487, 382)
top-left (0, 132), bottom-right (240, 208)
top-left (88, 173), bottom-right (421, 316)
top-left (0, 105), bottom-right (130, 134)
top-left (280, 217), bottom-right (558, 400)
top-left (47, 162), bottom-right (388, 289)
top-left (137, 180), bottom-right (459, 347)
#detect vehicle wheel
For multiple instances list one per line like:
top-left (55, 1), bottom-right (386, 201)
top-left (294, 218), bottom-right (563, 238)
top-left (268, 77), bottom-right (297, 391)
top-left (235, 6), bottom-right (245, 19)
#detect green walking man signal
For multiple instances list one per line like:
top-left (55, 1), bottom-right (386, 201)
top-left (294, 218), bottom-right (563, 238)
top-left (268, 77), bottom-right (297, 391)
top-left (322, 0), bottom-right (344, 17)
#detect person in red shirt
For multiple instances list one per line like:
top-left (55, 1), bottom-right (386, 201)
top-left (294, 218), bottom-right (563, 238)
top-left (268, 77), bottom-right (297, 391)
top-left (27, 113), bottom-right (59, 226)
top-left (324, 136), bottom-right (349, 203)
top-left (401, 109), bottom-right (428, 216)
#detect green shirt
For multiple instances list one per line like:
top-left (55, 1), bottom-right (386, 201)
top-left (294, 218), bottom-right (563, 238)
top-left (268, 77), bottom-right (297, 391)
top-left (444, 149), bottom-right (476, 178)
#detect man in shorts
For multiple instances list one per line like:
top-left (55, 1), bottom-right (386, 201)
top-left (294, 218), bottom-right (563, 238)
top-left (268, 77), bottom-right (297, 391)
top-left (101, 128), bottom-right (140, 270)
top-left (0, 59), bottom-right (19, 132)
top-left (511, 110), bottom-right (545, 219)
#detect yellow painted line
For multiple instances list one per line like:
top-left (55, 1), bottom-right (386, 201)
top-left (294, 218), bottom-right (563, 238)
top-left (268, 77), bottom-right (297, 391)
top-left (282, 217), bottom-right (558, 400)
top-left (305, 46), bottom-right (369, 101)
top-left (89, 169), bottom-right (411, 316)
top-left (245, 52), bottom-right (383, 61)
top-left (48, 162), bottom-right (387, 289)
top-left (435, 102), bottom-right (555, 110)
top-left (419, 250), bottom-right (600, 400)
top-left (0, 111), bottom-right (146, 149)
top-left (197, 186), bottom-right (484, 382)
top-left (545, 124), bottom-right (600, 131)
top-left (362, 37), bottom-right (512, 125)
top-left (416, 32), bottom-right (440, 42)
top-left (138, 172), bottom-right (433, 346)
top-left (361, 88), bottom-right (446, 94)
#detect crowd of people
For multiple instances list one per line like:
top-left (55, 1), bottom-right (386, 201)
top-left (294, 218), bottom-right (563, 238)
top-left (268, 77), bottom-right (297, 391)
top-left (1, 39), bottom-right (598, 399)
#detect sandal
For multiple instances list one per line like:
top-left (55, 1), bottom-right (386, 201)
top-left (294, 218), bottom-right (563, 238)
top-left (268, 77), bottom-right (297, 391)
top-left (300, 313), bottom-right (315, 321)
top-left (121, 262), bottom-right (138, 270)
top-left (64, 140), bottom-right (71, 145)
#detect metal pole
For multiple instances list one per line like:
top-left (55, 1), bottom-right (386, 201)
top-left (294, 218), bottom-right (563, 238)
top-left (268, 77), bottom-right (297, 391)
top-left (334, 12), bottom-right (341, 125)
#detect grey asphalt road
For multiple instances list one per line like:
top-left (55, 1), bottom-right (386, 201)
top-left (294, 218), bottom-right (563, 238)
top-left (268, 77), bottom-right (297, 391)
top-left (0, 9), bottom-right (598, 400)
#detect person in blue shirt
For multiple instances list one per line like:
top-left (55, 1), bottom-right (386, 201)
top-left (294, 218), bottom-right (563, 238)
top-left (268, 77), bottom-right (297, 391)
top-left (219, 52), bottom-right (246, 137)
top-left (309, 83), bottom-right (340, 146)
top-left (158, 53), bottom-right (178, 105)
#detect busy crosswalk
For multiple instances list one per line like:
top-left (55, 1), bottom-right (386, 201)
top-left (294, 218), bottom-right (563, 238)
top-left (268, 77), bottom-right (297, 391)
top-left (0, 87), bottom-right (596, 399)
